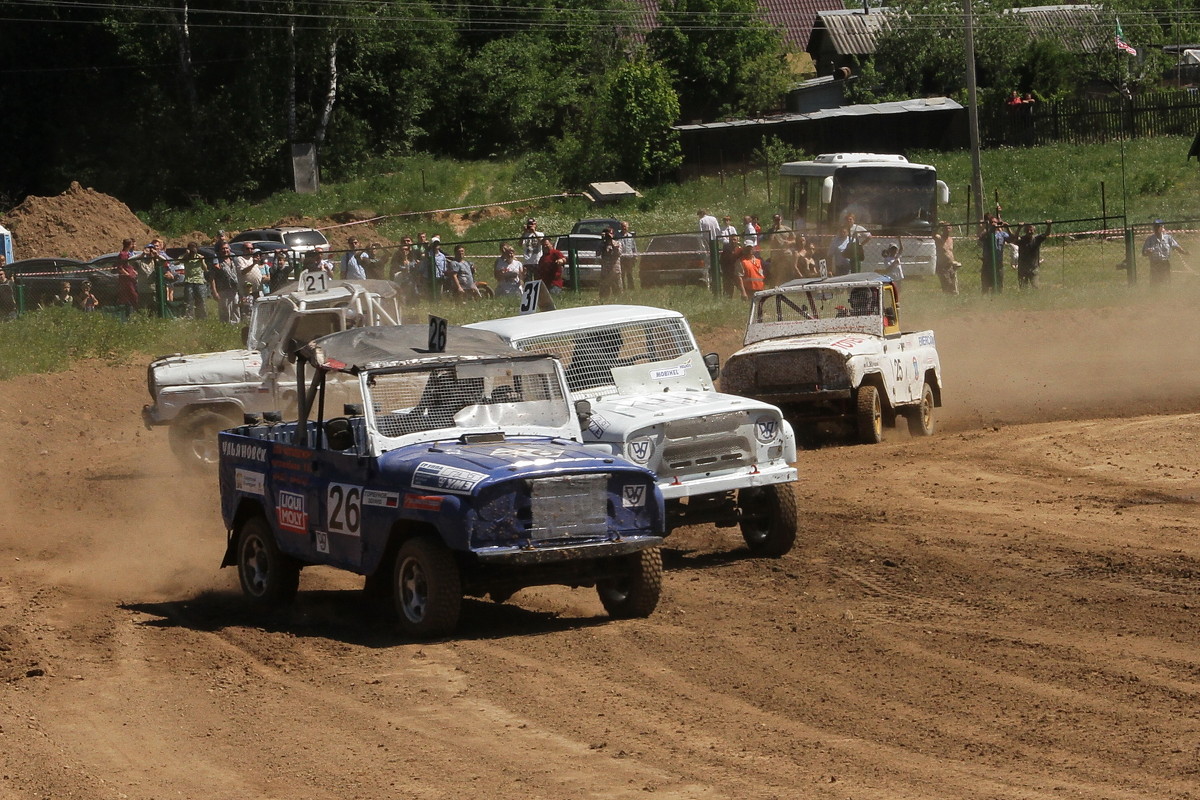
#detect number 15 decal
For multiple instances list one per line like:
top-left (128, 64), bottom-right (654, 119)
top-left (327, 483), bottom-right (363, 536)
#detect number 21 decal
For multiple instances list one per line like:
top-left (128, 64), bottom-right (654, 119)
top-left (327, 483), bottom-right (363, 536)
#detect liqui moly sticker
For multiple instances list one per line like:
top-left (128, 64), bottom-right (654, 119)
top-left (234, 468), bottom-right (265, 495)
top-left (276, 491), bottom-right (308, 533)
top-left (412, 462), bottom-right (488, 495)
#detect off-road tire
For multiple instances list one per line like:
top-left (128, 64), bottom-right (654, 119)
top-left (738, 483), bottom-right (799, 557)
top-left (855, 385), bottom-right (883, 444)
top-left (394, 536), bottom-right (462, 638)
top-left (169, 408), bottom-right (239, 470)
top-left (906, 382), bottom-right (936, 437)
top-left (597, 547), bottom-right (663, 619)
top-left (236, 516), bottom-right (300, 610)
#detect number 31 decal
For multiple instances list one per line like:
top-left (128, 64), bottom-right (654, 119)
top-left (327, 483), bottom-right (362, 536)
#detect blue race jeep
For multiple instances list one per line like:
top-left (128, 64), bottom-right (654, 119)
top-left (217, 324), bottom-right (665, 638)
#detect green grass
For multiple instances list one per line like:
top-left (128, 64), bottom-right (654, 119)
top-left (4, 137), bottom-right (1194, 382)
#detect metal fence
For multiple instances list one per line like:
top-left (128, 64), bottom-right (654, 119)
top-left (984, 89), bottom-right (1200, 147)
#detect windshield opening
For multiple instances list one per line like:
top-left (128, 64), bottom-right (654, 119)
top-left (366, 359), bottom-right (569, 438)
top-left (835, 167), bottom-right (937, 235)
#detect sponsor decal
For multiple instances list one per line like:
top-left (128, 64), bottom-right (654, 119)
top-left (221, 440), bottom-right (267, 461)
top-left (363, 489), bottom-right (400, 508)
top-left (621, 484), bottom-right (647, 508)
top-left (918, 333), bottom-right (935, 347)
top-left (912, 357), bottom-right (919, 379)
top-left (490, 445), bottom-right (565, 459)
top-left (829, 336), bottom-right (867, 350)
top-left (628, 437), bottom-right (655, 464)
top-left (649, 358), bottom-right (691, 380)
top-left (276, 491), bottom-right (308, 533)
top-left (754, 416), bottom-right (779, 443)
top-left (234, 468), bottom-right (265, 496)
top-left (586, 413), bottom-right (610, 440)
top-left (315, 531), bottom-right (329, 554)
top-left (628, 395), bottom-right (703, 409)
top-left (403, 494), bottom-right (444, 511)
top-left (412, 462), bottom-right (488, 495)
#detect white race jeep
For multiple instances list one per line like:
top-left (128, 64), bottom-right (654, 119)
top-left (468, 305), bottom-right (800, 556)
top-left (143, 279), bottom-right (401, 468)
top-left (722, 274), bottom-right (942, 445)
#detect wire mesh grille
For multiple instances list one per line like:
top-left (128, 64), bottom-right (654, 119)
top-left (516, 318), bottom-right (695, 393)
top-left (529, 474), bottom-right (609, 540)
top-left (368, 361), bottom-right (568, 437)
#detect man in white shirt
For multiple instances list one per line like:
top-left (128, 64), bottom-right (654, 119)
top-left (1142, 220), bottom-right (1188, 284)
top-left (698, 209), bottom-right (720, 246)
top-left (519, 218), bottom-right (544, 280)
top-left (341, 236), bottom-right (366, 281)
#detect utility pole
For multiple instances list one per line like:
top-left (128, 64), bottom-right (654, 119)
top-left (964, 0), bottom-right (985, 222)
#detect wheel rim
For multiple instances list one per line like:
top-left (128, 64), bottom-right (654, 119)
top-left (920, 386), bottom-right (933, 431)
top-left (870, 393), bottom-right (882, 437)
top-left (399, 556), bottom-right (429, 623)
top-left (193, 433), bottom-right (220, 465)
top-left (241, 535), bottom-right (269, 597)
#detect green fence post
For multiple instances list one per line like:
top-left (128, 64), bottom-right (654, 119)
top-left (156, 267), bottom-right (168, 318)
top-left (15, 283), bottom-right (24, 317)
top-left (709, 239), bottom-right (720, 296)
top-left (1124, 226), bottom-right (1137, 285)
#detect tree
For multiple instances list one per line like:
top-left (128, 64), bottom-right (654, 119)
top-left (596, 59), bottom-right (683, 183)
top-left (647, 0), bottom-right (792, 122)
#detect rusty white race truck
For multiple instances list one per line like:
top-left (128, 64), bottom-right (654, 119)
top-left (468, 305), bottom-right (799, 557)
top-left (143, 278), bottom-right (401, 469)
top-left (218, 324), bottom-right (665, 637)
top-left (722, 274), bottom-right (942, 446)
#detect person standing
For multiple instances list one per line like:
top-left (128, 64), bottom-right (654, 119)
top-left (493, 244), bottom-right (523, 297)
top-left (718, 215), bottom-right (740, 296)
top-left (115, 238), bottom-right (139, 315)
top-left (208, 242), bottom-right (241, 323)
top-left (597, 227), bottom-right (623, 299)
top-left (178, 242), bottom-right (208, 319)
top-left (1014, 221), bottom-right (1052, 289)
top-left (0, 264), bottom-right (15, 320)
top-left (764, 214), bottom-right (796, 285)
top-left (933, 222), bottom-right (960, 296)
top-left (536, 236), bottom-right (566, 295)
top-left (845, 213), bottom-right (872, 270)
top-left (1142, 220), bottom-right (1188, 285)
top-left (446, 244), bottom-right (480, 300)
top-left (341, 236), bottom-right (366, 280)
top-left (235, 244), bottom-right (263, 300)
top-left (519, 218), bottom-right (544, 282)
top-left (880, 240), bottom-right (904, 284)
top-left (361, 242), bottom-right (384, 279)
top-left (978, 213), bottom-right (1011, 294)
top-left (79, 280), bottom-right (99, 312)
top-left (426, 237), bottom-right (448, 294)
top-left (697, 209), bottom-right (720, 250)
top-left (827, 224), bottom-right (853, 277)
top-left (614, 220), bottom-right (637, 291)
top-left (736, 245), bottom-right (765, 299)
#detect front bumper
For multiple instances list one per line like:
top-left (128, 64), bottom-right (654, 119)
top-left (659, 462), bottom-right (797, 500)
top-left (471, 535), bottom-right (662, 565)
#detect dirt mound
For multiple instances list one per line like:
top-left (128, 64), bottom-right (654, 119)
top-left (1, 181), bottom-right (160, 261)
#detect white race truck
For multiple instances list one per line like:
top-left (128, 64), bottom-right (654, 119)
top-left (722, 274), bottom-right (942, 445)
top-left (143, 279), bottom-right (401, 468)
top-left (468, 305), bottom-right (800, 556)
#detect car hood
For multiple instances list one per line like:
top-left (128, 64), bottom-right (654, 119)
top-left (150, 349), bottom-right (263, 387)
top-left (377, 438), bottom-right (649, 493)
top-left (580, 390), bottom-right (782, 440)
top-left (730, 333), bottom-right (883, 361)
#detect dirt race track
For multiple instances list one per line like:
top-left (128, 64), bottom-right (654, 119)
top-left (2, 298), bottom-right (1200, 800)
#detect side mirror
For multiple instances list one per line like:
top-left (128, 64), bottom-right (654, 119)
top-left (325, 417), bottom-right (356, 451)
top-left (574, 398), bottom-right (593, 420)
top-left (704, 352), bottom-right (721, 381)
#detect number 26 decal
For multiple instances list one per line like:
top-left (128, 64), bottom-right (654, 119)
top-left (327, 483), bottom-right (362, 536)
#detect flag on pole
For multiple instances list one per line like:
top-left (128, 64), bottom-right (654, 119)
top-left (1115, 19), bottom-right (1138, 56)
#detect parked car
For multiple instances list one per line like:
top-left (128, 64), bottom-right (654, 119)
top-left (217, 324), bottom-right (666, 637)
top-left (231, 227), bottom-right (329, 253)
top-left (639, 233), bottom-right (710, 288)
top-left (6, 256), bottom-right (115, 308)
top-left (571, 217), bottom-right (622, 236)
top-left (553, 234), bottom-right (602, 287)
top-left (722, 273), bottom-right (943, 446)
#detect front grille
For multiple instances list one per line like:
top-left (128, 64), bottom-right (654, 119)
top-left (756, 350), bottom-right (851, 390)
top-left (662, 434), bottom-right (752, 472)
top-left (529, 474), bottom-right (608, 540)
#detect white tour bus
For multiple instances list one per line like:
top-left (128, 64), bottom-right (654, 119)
top-left (780, 153), bottom-right (950, 276)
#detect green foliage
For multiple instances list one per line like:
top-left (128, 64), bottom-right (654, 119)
top-left (648, 0), bottom-right (793, 121)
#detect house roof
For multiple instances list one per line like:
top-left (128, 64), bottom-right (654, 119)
top-left (673, 96), bottom-right (961, 132)
top-left (1003, 4), bottom-right (1104, 52)
top-left (628, 0), bottom-right (844, 49)
top-left (807, 7), bottom-right (898, 55)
